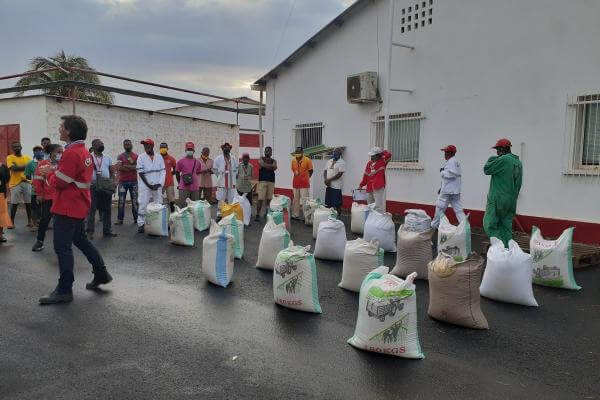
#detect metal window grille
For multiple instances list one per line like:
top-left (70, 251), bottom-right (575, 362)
top-left (293, 122), bottom-right (323, 151)
top-left (372, 112), bottom-right (423, 165)
top-left (564, 93), bottom-right (600, 175)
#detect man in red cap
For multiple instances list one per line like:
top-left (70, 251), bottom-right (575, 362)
top-left (175, 141), bottom-right (201, 207)
top-left (136, 138), bottom-right (165, 233)
top-left (483, 138), bottom-right (523, 247)
top-left (431, 145), bottom-right (465, 229)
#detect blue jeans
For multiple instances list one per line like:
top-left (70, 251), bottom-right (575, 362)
top-left (54, 214), bottom-right (105, 294)
top-left (117, 181), bottom-right (138, 222)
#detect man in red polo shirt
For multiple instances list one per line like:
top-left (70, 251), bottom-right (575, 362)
top-left (38, 115), bottom-right (112, 305)
top-left (359, 147), bottom-right (392, 212)
top-left (159, 142), bottom-right (177, 212)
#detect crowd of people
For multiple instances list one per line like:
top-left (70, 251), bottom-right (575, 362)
top-left (0, 113), bottom-right (522, 305)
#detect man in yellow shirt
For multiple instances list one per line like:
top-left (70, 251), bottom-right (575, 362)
top-left (290, 146), bottom-right (313, 219)
top-left (6, 142), bottom-right (33, 228)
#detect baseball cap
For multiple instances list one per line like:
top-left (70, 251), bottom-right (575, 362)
top-left (441, 145), bottom-right (457, 153)
top-left (492, 138), bottom-right (512, 148)
top-left (185, 141), bottom-right (195, 150)
top-left (140, 138), bottom-right (155, 146)
top-left (159, 142), bottom-right (168, 148)
top-left (368, 146), bottom-right (383, 156)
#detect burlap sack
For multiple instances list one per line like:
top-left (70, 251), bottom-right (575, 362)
top-left (390, 225), bottom-right (433, 280)
top-left (427, 252), bottom-right (488, 329)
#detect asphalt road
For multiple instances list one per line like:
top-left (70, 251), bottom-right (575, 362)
top-left (1, 210), bottom-right (599, 400)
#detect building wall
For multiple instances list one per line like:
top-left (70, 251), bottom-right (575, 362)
top-left (45, 98), bottom-right (239, 164)
top-left (264, 0), bottom-right (600, 242)
top-left (0, 96), bottom-right (48, 159)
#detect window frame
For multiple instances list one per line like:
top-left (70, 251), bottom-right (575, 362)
top-left (565, 94), bottom-right (600, 175)
top-left (292, 122), bottom-right (324, 155)
top-left (372, 112), bottom-right (425, 170)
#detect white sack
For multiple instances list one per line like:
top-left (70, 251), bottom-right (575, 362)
top-left (169, 206), bottom-right (195, 246)
top-left (363, 207), bottom-right (396, 252)
top-left (218, 213), bottom-right (244, 259)
top-left (303, 198), bottom-right (321, 226)
top-left (351, 202), bottom-right (370, 235)
top-left (145, 202), bottom-right (169, 237)
top-left (312, 206), bottom-right (338, 239)
top-left (437, 214), bottom-right (471, 261)
top-left (531, 226), bottom-right (580, 290)
top-left (256, 215), bottom-right (291, 270)
top-left (403, 209), bottom-right (432, 233)
top-left (202, 221), bottom-right (235, 287)
top-left (314, 217), bottom-right (347, 261)
top-left (186, 198), bottom-right (211, 231)
top-left (339, 239), bottom-right (384, 292)
top-left (232, 192), bottom-right (252, 226)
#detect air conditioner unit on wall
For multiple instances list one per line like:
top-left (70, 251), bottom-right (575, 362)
top-left (347, 72), bottom-right (379, 104)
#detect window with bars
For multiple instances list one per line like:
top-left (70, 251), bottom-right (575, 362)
top-left (373, 113), bottom-right (423, 166)
top-left (293, 122), bottom-right (323, 150)
top-left (565, 94), bottom-right (600, 174)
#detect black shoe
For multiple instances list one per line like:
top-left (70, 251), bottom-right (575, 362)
top-left (103, 232), bottom-right (118, 238)
top-left (32, 241), bottom-right (44, 252)
top-left (39, 290), bottom-right (73, 305)
top-left (86, 269), bottom-right (113, 290)
top-left (137, 225), bottom-right (145, 233)
top-left (255, 214), bottom-right (260, 222)
top-left (114, 220), bottom-right (123, 225)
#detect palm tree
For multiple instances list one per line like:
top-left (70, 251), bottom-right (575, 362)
top-left (14, 50), bottom-right (114, 104)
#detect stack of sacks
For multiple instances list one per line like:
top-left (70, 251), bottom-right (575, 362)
top-left (220, 202), bottom-right (244, 223)
top-left (351, 202), bottom-right (370, 235)
top-left (168, 206), bottom-right (195, 247)
top-left (437, 214), bottom-right (471, 260)
top-left (218, 213), bottom-right (244, 259)
top-left (273, 245), bottom-right (322, 313)
top-left (302, 198), bottom-right (321, 226)
top-left (403, 209), bottom-right (432, 232)
top-left (348, 267), bottom-right (424, 359)
top-left (363, 207), bottom-right (396, 252)
top-left (427, 252), bottom-right (488, 329)
top-left (256, 215), bottom-right (291, 270)
top-left (339, 239), bottom-right (384, 292)
top-left (391, 225), bottom-right (433, 280)
top-left (186, 198), bottom-right (211, 231)
top-left (479, 238), bottom-right (538, 306)
top-left (145, 202), bottom-right (168, 236)
top-left (232, 192), bottom-right (252, 226)
top-left (314, 217), bottom-right (347, 261)
top-left (530, 226), bottom-right (581, 290)
top-left (312, 206), bottom-right (338, 239)
top-left (269, 194), bottom-right (291, 230)
top-left (202, 221), bottom-right (235, 287)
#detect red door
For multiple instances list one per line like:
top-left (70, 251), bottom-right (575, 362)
top-left (0, 124), bottom-right (20, 164)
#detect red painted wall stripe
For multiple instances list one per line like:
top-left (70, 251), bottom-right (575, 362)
top-left (273, 187), bottom-right (600, 246)
top-left (239, 133), bottom-right (260, 148)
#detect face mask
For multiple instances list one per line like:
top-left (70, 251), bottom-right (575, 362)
top-left (333, 153), bottom-right (340, 160)
top-left (54, 153), bottom-right (62, 163)
top-left (97, 145), bottom-right (105, 153)
top-left (223, 149), bottom-right (230, 155)
top-left (34, 151), bottom-right (44, 160)
top-left (186, 150), bottom-right (195, 157)
top-left (159, 149), bottom-right (168, 155)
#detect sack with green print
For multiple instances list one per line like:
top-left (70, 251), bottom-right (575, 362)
top-left (218, 213), bottom-right (244, 259)
top-left (530, 226), bottom-right (581, 290)
top-left (186, 198), bottom-right (211, 232)
top-left (169, 206), bottom-right (195, 247)
top-left (348, 267), bottom-right (424, 359)
top-left (339, 238), bottom-right (384, 292)
top-left (437, 214), bottom-right (471, 261)
top-left (256, 214), bottom-right (291, 270)
top-left (273, 245), bottom-right (322, 313)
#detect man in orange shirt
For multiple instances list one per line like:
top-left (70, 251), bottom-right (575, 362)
top-left (159, 142), bottom-right (177, 212)
top-left (291, 146), bottom-right (313, 219)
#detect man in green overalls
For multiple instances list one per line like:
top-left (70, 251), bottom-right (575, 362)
top-left (483, 138), bottom-right (523, 247)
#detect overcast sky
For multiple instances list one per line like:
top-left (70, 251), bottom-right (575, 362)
top-left (0, 0), bottom-right (354, 109)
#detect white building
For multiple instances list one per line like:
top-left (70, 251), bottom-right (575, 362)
top-left (0, 94), bottom-right (239, 167)
top-left (254, 0), bottom-right (600, 244)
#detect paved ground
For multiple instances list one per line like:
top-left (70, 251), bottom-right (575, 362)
top-left (1, 209), bottom-right (599, 400)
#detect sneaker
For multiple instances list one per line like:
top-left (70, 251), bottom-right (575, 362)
top-left (39, 290), bottom-right (73, 305)
top-left (137, 225), bottom-right (145, 234)
top-left (86, 269), bottom-right (113, 290)
top-left (114, 220), bottom-right (123, 225)
top-left (32, 241), bottom-right (44, 252)
top-left (103, 232), bottom-right (118, 238)
top-left (255, 214), bottom-right (260, 222)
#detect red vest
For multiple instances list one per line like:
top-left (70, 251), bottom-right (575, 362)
top-left (49, 142), bottom-right (93, 219)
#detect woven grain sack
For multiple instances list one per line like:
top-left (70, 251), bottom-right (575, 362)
top-left (220, 202), bottom-right (244, 223)
top-left (403, 209), bottom-right (432, 233)
top-left (218, 213), bottom-right (244, 259)
top-left (437, 214), bottom-right (471, 260)
top-left (480, 238), bottom-right (538, 306)
top-left (363, 207), bottom-right (396, 252)
top-left (202, 221), bottom-right (235, 287)
top-left (271, 194), bottom-right (291, 213)
top-left (273, 245), bottom-right (322, 313)
top-left (312, 206), bottom-right (338, 239)
top-left (348, 267), bottom-right (424, 359)
top-left (351, 202), bottom-right (370, 235)
top-left (531, 226), bottom-right (580, 290)
top-left (427, 252), bottom-right (488, 329)
top-left (256, 215), bottom-right (291, 270)
top-left (145, 202), bottom-right (168, 237)
top-left (232, 192), bottom-right (252, 226)
top-left (303, 198), bottom-right (321, 226)
top-left (169, 206), bottom-right (195, 247)
top-left (314, 217), bottom-right (347, 261)
top-left (391, 225), bottom-right (433, 280)
top-left (339, 239), bottom-right (384, 292)
top-left (186, 198), bottom-right (211, 231)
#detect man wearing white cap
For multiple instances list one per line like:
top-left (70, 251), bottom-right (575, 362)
top-left (359, 147), bottom-right (391, 212)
